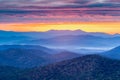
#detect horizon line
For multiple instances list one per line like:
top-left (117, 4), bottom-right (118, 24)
top-left (0, 29), bottom-right (119, 35)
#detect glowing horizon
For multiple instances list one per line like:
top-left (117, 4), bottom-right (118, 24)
top-left (0, 0), bottom-right (119, 34)
top-left (0, 22), bottom-right (120, 34)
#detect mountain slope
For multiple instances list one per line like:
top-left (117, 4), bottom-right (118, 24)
top-left (0, 66), bottom-right (21, 80)
top-left (28, 35), bottom-right (120, 48)
top-left (101, 46), bottom-right (120, 59)
top-left (0, 47), bottom-right (81, 68)
top-left (49, 51), bottom-right (81, 61)
top-left (20, 55), bottom-right (120, 80)
top-left (0, 55), bottom-right (120, 80)
top-left (0, 45), bottom-right (55, 54)
top-left (0, 30), bottom-right (120, 48)
top-left (0, 48), bottom-right (50, 68)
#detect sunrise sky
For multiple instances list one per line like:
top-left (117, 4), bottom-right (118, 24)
top-left (0, 0), bottom-right (120, 34)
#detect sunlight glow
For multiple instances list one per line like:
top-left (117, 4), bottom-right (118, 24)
top-left (0, 22), bottom-right (120, 34)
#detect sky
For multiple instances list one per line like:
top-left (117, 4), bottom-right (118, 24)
top-left (0, 0), bottom-right (120, 33)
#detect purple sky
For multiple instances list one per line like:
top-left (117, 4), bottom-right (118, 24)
top-left (0, 0), bottom-right (120, 23)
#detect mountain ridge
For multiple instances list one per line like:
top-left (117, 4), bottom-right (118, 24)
top-left (0, 54), bottom-right (120, 80)
top-left (101, 46), bottom-right (120, 60)
top-left (19, 54), bottom-right (120, 80)
top-left (0, 45), bottom-right (81, 68)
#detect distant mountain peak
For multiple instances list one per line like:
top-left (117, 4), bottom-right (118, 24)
top-left (47, 29), bottom-right (85, 32)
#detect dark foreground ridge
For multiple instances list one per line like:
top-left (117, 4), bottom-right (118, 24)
top-left (0, 54), bottom-right (120, 80)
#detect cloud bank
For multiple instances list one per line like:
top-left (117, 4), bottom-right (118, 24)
top-left (0, 0), bottom-right (119, 22)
